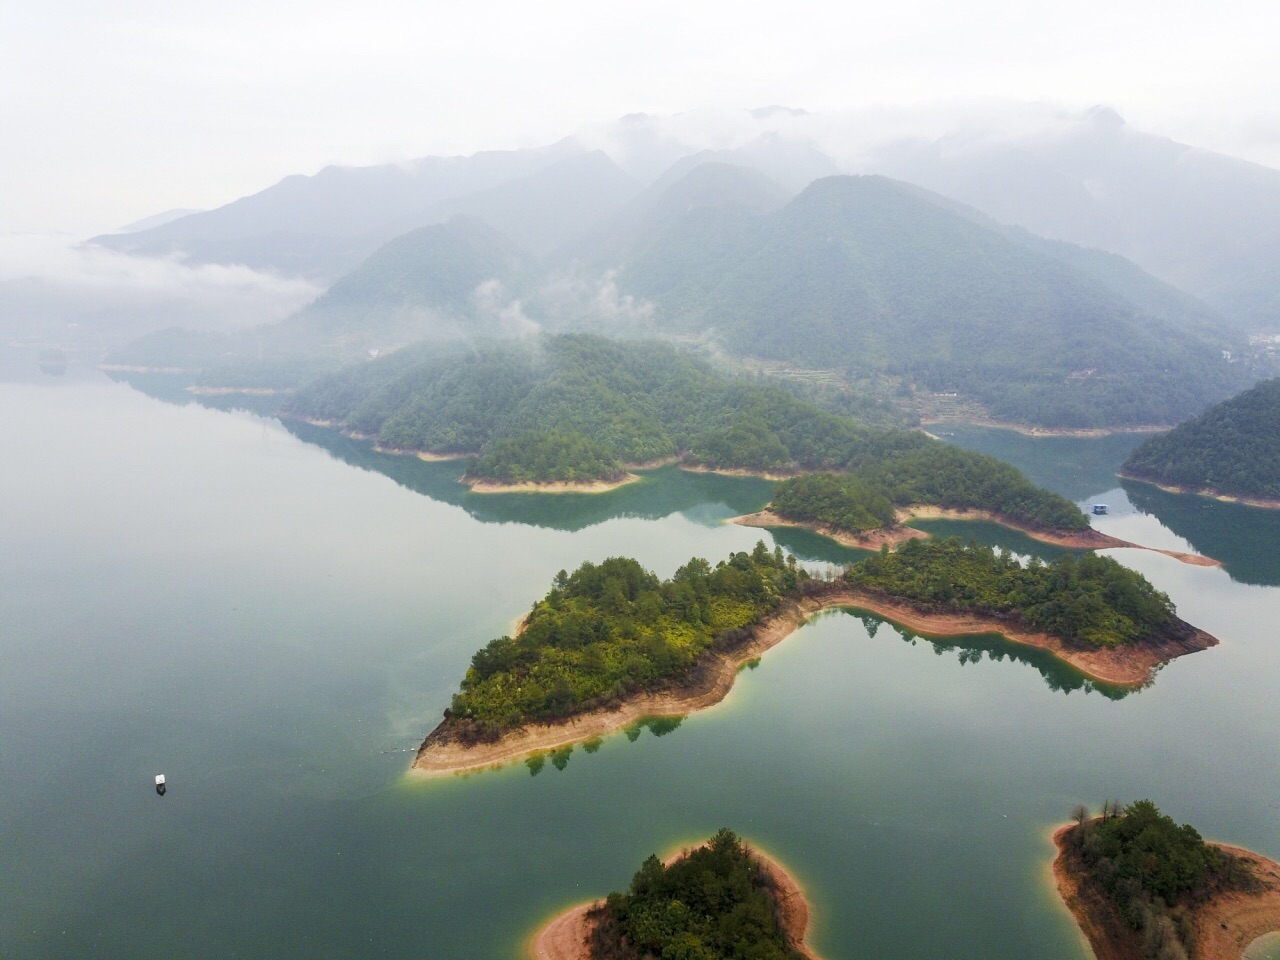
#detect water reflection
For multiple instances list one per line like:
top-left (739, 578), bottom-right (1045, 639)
top-left (1122, 480), bottom-right (1280, 586)
top-left (524, 717), bottom-right (688, 776)
top-left (843, 609), bottom-right (1132, 700)
top-left (280, 419), bottom-right (774, 534)
top-left (939, 424), bottom-right (1153, 504)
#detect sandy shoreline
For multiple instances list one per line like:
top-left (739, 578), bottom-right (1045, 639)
top-left (186, 385), bottom-right (294, 396)
top-left (412, 587), bottom-right (1216, 777)
top-left (1119, 472), bottom-right (1280, 511)
top-left (923, 418), bottom-right (1172, 438)
top-left (895, 504), bottom-right (1221, 566)
top-left (464, 473), bottom-right (643, 494)
top-left (679, 463), bottom-right (799, 480)
top-left (527, 844), bottom-right (820, 960)
top-left (99, 363), bottom-right (200, 374)
top-left (729, 510), bottom-right (928, 549)
top-left (1052, 824), bottom-right (1280, 960)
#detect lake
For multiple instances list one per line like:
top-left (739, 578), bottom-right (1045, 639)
top-left (2, 361), bottom-right (1277, 959)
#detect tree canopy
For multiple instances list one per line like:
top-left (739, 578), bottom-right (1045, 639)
top-left (1122, 377), bottom-right (1280, 500)
top-left (589, 829), bottom-right (803, 960)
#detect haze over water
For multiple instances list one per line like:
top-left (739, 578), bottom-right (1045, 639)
top-left (2, 360), bottom-right (1277, 959)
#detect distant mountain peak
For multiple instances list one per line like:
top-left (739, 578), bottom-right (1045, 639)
top-left (1085, 105), bottom-right (1127, 129)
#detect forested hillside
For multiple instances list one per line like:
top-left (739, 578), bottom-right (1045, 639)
top-left (1122, 377), bottom-right (1280, 501)
top-left (107, 217), bottom-right (539, 379)
top-left (280, 334), bottom-right (1086, 530)
top-left (613, 174), bottom-right (1247, 428)
top-left (847, 539), bottom-right (1176, 648)
top-left (588, 829), bottom-right (804, 960)
top-left (432, 537), bottom-right (1186, 741)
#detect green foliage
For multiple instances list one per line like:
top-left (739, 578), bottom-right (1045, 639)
top-left (845, 538), bottom-right (1176, 647)
top-left (771, 473), bottom-right (896, 532)
top-left (1123, 377), bottom-right (1280, 500)
top-left (1069, 801), bottom-right (1252, 959)
top-left (590, 829), bottom-right (802, 960)
top-left (283, 333), bottom-right (1087, 531)
top-left (444, 544), bottom-right (803, 739)
top-left (620, 174), bottom-right (1249, 428)
top-left (440, 537), bottom-right (1183, 741)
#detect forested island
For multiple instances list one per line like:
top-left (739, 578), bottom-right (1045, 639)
top-left (736, 472), bottom-right (1220, 563)
top-left (281, 334), bottom-right (1098, 542)
top-left (414, 539), bottom-right (1216, 775)
top-left (1053, 801), bottom-right (1280, 960)
top-left (530, 829), bottom-right (818, 960)
top-left (1121, 377), bottom-right (1280, 507)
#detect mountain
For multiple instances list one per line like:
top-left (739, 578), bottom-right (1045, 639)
top-left (115, 208), bottom-right (203, 233)
top-left (608, 173), bottom-right (1254, 428)
top-left (281, 333), bottom-right (1086, 532)
top-left (869, 107), bottom-right (1280, 330)
top-left (363, 151), bottom-right (640, 259)
top-left (106, 217), bottom-right (539, 379)
top-left (90, 141), bottom-right (585, 279)
top-left (1121, 377), bottom-right (1280, 502)
top-left (554, 162), bottom-right (792, 270)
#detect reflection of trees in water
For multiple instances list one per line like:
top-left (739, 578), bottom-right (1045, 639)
top-left (940, 425), bottom-right (1149, 503)
top-left (1123, 480), bottom-right (1280, 587)
top-left (525, 718), bottom-right (686, 776)
top-left (280, 419), bottom-right (774, 533)
top-left (848, 610), bottom-right (1132, 701)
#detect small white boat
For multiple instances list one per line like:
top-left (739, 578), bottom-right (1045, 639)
top-left (155, 774), bottom-right (167, 796)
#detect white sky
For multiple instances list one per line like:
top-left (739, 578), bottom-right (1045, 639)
top-left (4, 0), bottom-right (1279, 235)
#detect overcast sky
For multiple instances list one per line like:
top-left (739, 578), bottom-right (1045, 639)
top-left (4, 0), bottom-right (1279, 236)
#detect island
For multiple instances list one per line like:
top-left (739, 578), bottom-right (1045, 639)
top-left (413, 538), bottom-right (1217, 776)
top-left (529, 828), bottom-right (819, 960)
top-left (1053, 801), bottom-right (1280, 960)
top-left (278, 333), bottom-right (1118, 507)
top-left (733, 473), bottom-right (1222, 566)
top-left (1121, 377), bottom-right (1280, 509)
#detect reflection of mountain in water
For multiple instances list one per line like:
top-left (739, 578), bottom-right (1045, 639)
top-left (1123, 480), bottom-right (1280, 586)
top-left (841, 609), bottom-right (1132, 701)
top-left (105, 371), bottom-right (284, 417)
top-left (939, 424), bottom-right (1151, 503)
top-left (282, 419), bottom-right (774, 533)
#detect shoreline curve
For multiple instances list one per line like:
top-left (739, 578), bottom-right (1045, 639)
top-left (527, 844), bottom-right (821, 960)
top-left (1052, 823), bottom-right (1280, 960)
top-left (729, 509), bottom-right (927, 549)
top-left (1119, 472), bottom-right (1280, 511)
top-left (412, 588), bottom-right (1217, 777)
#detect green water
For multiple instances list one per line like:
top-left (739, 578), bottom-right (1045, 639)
top-left (2, 368), bottom-right (1278, 959)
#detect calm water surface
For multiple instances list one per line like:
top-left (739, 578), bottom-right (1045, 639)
top-left (2, 365), bottom-right (1278, 959)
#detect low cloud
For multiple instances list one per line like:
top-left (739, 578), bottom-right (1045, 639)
top-left (535, 270), bottom-right (656, 332)
top-left (0, 233), bottom-right (322, 346)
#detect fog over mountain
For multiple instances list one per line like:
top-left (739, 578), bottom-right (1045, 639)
top-left (84, 105), bottom-right (1280, 334)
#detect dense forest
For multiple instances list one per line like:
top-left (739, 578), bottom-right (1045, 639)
top-left (1061, 801), bottom-right (1256, 960)
top-left (442, 543), bottom-right (803, 740)
top-left (107, 164), bottom-right (1267, 430)
top-left (771, 457), bottom-right (1088, 534)
top-left (1122, 377), bottom-right (1280, 501)
top-left (614, 174), bottom-right (1251, 428)
top-left (845, 538), bottom-right (1176, 648)
top-left (282, 334), bottom-right (1088, 530)
top-left (771, 472), bottom-right (897, 533)
top-left (587, 828), bottom-right (803, 960)
top-left (434, 537), bottom-right (1184, 741)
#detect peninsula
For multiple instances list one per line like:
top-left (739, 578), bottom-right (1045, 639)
top-left (1053, 801), bottom-right (1280, 960)
top-left (730, 473), bottom-right (1221, 566)
top-left (413, 539), bottom-right (1216, 776)
top-left (529, 829), bottom-right (819, 960)
top-left (1121, 377), bottom-right (1280, 509)
top-left (278, 334), bottom-right (1105, 516)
